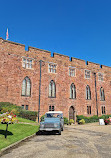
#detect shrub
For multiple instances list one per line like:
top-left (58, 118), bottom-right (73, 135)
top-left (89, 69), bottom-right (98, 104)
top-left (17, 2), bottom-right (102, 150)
top-left (0, 102), bottom-right (22, 115)
top-left (63, 117), bottom-right (69, 124)
top-left (69, 119), bottom-right (74, 125)
top-left (18, 110), bottom-right (38, 121)
top-left (79, 119), bottom-right (85, 124)
top-left (104, 119), bottom-right (110, 125)
top-left (76, 115), bottom-right (99, 123)
top-left (40, 115), bottom-right (45, 122)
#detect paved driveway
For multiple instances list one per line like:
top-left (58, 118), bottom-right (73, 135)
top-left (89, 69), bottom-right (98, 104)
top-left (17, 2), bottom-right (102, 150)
top-left (1, 123), bottom-right (111, 158)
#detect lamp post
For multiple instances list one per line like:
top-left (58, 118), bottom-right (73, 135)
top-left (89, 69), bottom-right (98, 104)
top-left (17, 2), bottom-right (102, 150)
top-left (38, 60), bottom-right (42, 123)
top-left (94, 73), bottom-right (98, 116)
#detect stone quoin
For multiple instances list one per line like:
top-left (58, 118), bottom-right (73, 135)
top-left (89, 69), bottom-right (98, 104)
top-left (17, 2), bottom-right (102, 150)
top-left (0, 37), bottom-right (111, 121)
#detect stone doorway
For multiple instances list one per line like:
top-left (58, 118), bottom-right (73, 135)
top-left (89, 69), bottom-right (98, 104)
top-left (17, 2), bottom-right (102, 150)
top-left (69, 106), bottom-right (76, 123)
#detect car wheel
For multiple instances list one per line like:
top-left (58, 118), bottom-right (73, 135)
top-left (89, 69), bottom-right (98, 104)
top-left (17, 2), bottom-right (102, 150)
top-left (61, 127), bottom-right (63, 131)
top-left (58, 129), bottom-right (61, 135)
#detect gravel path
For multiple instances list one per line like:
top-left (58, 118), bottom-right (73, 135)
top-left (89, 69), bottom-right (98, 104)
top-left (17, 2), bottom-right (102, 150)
top-left (1, 123), bottom-right (111, 158)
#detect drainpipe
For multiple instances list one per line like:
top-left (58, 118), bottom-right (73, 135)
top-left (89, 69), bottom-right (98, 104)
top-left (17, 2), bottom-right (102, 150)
top-left (38, 60), bottom-right (42, 123)
top-left (94, 73), bottom-right (98, 116)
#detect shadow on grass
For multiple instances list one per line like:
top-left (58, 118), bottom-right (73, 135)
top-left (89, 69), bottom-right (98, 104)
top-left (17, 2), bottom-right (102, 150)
top-left (0, 130), bottom-right (13, 136)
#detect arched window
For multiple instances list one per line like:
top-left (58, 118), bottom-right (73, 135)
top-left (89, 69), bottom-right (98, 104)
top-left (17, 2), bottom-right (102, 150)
top-left (70, 83), bottom-right (76, 99)
top-left (100, 87), bottom-right (105, 101)
top-left (22, 77), bottom-right (31, 96)
top-left (49, 80), bottom-right (56, 97)
top-left (86, 85), bottom-right (91, 100)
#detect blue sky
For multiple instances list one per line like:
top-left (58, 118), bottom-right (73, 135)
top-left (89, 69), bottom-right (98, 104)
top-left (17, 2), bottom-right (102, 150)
top-left (0, 0), bottom-right (111, 66)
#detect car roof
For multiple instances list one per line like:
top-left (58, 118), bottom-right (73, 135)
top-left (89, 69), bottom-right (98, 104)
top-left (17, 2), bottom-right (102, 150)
top-left (45, 111), bottom-right (63, 114)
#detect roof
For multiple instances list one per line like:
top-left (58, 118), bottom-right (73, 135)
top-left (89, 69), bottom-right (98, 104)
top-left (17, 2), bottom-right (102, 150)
top-left (45, 111), bottom-right (63, 114)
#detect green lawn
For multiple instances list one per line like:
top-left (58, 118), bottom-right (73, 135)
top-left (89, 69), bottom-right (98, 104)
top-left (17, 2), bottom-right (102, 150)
top-left (17, 117), bottom-right (36, 123)
top-left (0, 123), bottom-right (39, 150)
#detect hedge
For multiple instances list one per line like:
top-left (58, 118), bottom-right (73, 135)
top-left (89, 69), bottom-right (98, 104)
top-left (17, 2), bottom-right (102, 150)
top-left (18, 110), bottom-right (38, 121)
top-left (76, 114), bottom-right (111, 123)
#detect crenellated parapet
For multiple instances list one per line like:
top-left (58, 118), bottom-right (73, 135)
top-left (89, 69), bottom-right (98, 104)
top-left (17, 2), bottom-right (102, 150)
top-left (0, 37), bottom-right (111, 72)
top-left (28, 46), bottom-right (51, 57)
top-left (71, 57), bottom-right (86, 67)
top-left (53, 52), bottom-right (69, 61)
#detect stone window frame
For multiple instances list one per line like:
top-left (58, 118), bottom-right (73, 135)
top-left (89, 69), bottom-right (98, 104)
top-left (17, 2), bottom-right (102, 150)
top-left (22, 57), bottom-right (33, 69)
top-left (69, 66), bottom-right (76, 77)
top-left (48, 62), bottom-right (57, 73)
top-left (98, 72), bottom-right (104, 81)
top-left (85, 69), bottom-right (91, 79)
top-left (49, 105), bottom-right (55, 111)
top-left (101, 105), bottom-right (106, 114)
top-left (87, 105), bottom-right (91, 115)
top-left (21, 76), bottom-right (31, 97)
top-left (48, 80), bottom-right (56, 98)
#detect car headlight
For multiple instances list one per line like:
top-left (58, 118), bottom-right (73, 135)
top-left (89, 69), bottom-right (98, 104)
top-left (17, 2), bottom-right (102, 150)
top-left (54, 123), bottom-right (59, 127)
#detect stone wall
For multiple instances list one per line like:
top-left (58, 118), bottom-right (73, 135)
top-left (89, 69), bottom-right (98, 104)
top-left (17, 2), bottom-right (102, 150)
top-left (0, 37), bottom-right (111, 119)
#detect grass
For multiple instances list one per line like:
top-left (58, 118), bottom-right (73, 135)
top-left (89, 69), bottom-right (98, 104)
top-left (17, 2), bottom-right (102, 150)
top-left (0, 122), bottom-right (39, 150)
top-left (17, 117), bottom-right (36, 123)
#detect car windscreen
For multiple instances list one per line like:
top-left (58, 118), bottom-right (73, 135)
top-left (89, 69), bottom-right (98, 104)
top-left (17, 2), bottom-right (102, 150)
top-left (46, 113), bottom-right (60, 118)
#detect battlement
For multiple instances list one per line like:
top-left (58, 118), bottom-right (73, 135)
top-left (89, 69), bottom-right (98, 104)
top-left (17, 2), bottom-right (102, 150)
top-left (0, 37), bottom-right (111, 71)
top-left (71, 57), bottom-right (86, 66)
top-left (87, 61), bottom-right (100, 69)
top-left (53, 52), bottom-right (69, 61)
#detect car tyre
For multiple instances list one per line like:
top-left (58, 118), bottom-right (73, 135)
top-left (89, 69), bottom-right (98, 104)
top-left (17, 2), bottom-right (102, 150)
top-left (58, 129), bottom-right (61, 135)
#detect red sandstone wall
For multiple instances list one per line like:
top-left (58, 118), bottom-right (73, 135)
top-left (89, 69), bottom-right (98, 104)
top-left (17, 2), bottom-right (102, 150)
top-left (0, 37), bottom-right (111, 119)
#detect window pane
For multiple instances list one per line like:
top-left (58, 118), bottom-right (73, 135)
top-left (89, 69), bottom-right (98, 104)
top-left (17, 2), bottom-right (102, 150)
top-left (52, 82), bottom-right (55, 97)
top-left (26, 63), bottom-right (29, 68)
top-left (52, 106), bottom-right (54, 111)
top-left (49, 83), bottom-right (51, 97)
top-left (22, 62), bottom-right (26, 68)
top-left (26, 105), bottom-right (28, 110)
top-left (26, 79), bottom-right (31, 96)
top-left (49, 106), bottom-right (51, 111)
top-left (23, 58), bottom-right (26, 62)
top-left (22, 79), bottom-right (26, 95)
top-left (21, 105), bottom-right (24, 109)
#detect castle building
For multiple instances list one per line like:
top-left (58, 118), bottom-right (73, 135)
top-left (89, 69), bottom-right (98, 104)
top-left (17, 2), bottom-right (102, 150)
top-left (0, 37), bottom-right (111, 121)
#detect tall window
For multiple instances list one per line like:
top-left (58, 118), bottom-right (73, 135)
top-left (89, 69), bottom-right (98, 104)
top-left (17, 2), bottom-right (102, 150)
top-left (101, 106), bottom-right (105, 114)
top-left (22, 77), bottom-right (31, 96)
top-left (100, 87), bottom-right (105, 101)
top-left (49, 80), bottom-right (56, 97)
top-left (86, 85), bottom-right (91, 100)
top-left (22, 58), bottom-right (32, 69)
top-left (87, 106), bottom-right (91, 114)
top-left (49, 63), bottom-right (57, 73)
top-left (49, 105), bottom-right (55, 111)
top-left (70, 83), bottom-right (76, 99)
top-left (85, 70), bottom-right (90, 79)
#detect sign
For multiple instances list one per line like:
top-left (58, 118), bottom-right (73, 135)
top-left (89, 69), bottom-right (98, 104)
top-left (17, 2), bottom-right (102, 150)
top-left (99, 119), bottom-right (105, 125)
